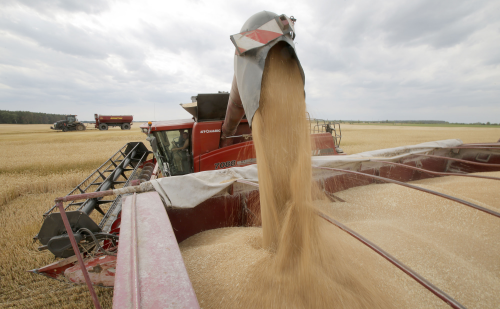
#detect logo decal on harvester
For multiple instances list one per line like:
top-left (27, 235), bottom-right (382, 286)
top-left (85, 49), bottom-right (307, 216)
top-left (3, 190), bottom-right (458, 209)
top-left (214, 158), bottom-right (256, 169)
top-left (215, 160), bottom-right (236, 169)
top-left (200, 129), bottom-right (221, 133)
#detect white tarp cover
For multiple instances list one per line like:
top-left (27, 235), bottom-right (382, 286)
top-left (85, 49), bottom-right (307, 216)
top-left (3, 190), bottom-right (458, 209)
top-left (150, 139), bottom-right (463, 208)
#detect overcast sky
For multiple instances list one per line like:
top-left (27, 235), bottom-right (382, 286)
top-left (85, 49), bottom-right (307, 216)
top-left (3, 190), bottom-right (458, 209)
top-left (1, 0), bottom-right (499, 122)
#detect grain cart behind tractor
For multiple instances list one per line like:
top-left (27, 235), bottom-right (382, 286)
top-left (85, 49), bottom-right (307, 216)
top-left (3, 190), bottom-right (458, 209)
top-left (94, 114), bottom-right (133, 130)
top-left (50, 115), bottom-right (86, 132)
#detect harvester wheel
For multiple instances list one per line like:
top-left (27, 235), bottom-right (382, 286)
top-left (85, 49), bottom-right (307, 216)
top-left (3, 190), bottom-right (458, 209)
top-left (99, 123), bottom-right (108, 130)
top-left (121, 123), bottom-right (131, 130)
top-left (76, 124), bottom-right (85, 131)
top-left (62, 126), bottom-right (68, 132)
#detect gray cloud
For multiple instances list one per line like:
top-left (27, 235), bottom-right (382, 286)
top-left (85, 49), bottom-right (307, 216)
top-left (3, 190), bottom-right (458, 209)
top-left (381, 0), bottom-right (489, 48)
top-left (0, 0), bottom-right (499, 123)
top-left (2, 0), bottom-right (112, 15)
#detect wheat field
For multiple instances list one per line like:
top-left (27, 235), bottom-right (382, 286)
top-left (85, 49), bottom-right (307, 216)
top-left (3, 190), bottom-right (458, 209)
top-left (0, 123), bottom-right (499, 308)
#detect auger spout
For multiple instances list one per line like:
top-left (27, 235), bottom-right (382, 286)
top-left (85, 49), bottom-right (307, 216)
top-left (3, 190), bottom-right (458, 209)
top-left (220, 11), bottom-right (305, 147)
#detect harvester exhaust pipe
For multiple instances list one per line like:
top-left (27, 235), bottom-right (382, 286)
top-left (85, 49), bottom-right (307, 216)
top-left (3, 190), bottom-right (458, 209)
top-left (220, 11), bottom-right (304, 147)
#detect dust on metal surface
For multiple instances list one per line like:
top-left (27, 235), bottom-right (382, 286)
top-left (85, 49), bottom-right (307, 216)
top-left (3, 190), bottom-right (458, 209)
top-left (113, 192), bottom-right (200, 309)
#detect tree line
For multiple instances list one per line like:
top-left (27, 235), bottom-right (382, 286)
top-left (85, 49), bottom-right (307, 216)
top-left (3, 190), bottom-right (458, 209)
top-left (0, 110), bottom-right (66, 124)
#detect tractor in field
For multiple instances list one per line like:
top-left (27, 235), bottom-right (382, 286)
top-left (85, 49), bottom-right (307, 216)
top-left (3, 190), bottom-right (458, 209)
top-left (50, 115), bottom-right (86, 132)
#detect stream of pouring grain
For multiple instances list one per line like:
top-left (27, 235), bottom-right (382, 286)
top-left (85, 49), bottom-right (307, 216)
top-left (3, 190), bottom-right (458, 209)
top-left (180, 42), bottom-right (392, 308)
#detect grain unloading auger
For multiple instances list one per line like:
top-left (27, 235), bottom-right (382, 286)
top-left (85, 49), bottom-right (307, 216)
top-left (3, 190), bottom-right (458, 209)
top-left (29, 10), bottom-right (500, 309)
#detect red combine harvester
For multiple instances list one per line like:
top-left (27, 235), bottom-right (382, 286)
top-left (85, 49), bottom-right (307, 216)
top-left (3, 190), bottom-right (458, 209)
top-left (139, 92), bottom-right (341, 177)
top-left (30, 11), bottom-right (500, 309)
top-left (94, 114), bottom-right (133, 130)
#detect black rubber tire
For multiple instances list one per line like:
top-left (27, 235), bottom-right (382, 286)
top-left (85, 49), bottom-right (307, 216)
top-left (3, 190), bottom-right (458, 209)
top-left (121, 123), bottom-right (131, 130)
top-left (76, 124), bottom-right (85, 131)
top-left (99, 123), bottom-right (108, 130)
top-left (62, 126), bottom-right (68, 132)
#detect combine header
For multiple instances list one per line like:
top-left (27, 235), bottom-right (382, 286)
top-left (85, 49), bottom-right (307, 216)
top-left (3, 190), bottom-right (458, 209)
top-left (33, 142), bottom-right (152, 262)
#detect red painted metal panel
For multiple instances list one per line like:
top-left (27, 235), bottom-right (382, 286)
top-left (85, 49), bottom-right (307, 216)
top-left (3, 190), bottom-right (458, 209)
top-left (167, 194), bottom-right (244, 243)
top-left (192, 121), bottom-right (223, 158)
top-left (379, 163), bottom-right (416, 182)
top-left (408, 156), bottom-right (448, 181)
top-left (98, 115), bottom-right (133, 123)
top-left (311, 133), bottom-right (338, 155)
top-left (322, 172), bottom-right (373, 194)
top-left (199, 141), bottom-right (256, 172)
top-left (191, 121), bottom-right (222, 158)
top-left (29, 255), bottom-right (78, 279)
top-left (195, 132), bottom-right (334, 173)
top-left (139, 119), bottom-right (195, 131)
top-left (114, 192), bottom-right (200, 309)
top-left (65, 255), bottom-right (117, 287)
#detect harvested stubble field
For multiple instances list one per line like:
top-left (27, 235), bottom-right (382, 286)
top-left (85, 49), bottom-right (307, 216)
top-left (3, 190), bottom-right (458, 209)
top-left (0, 124), bottom-right (145, 308)
top-left (0, 123), bottom-right (499, 308)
